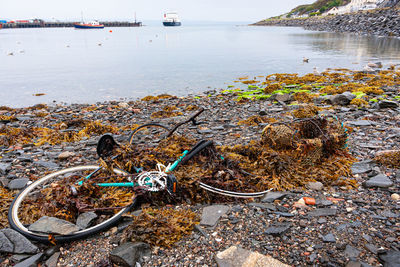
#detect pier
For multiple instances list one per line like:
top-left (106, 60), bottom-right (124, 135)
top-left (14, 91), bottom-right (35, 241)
top-left (1, 21), bottom-right (142, 29)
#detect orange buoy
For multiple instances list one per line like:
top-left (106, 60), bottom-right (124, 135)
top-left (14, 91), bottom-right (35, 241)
top-left (109, 30), bottom-right (112, 33)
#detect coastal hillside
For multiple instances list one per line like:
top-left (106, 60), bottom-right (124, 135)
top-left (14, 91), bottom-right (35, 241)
top-left (287, 0), bottom-right (351, 16)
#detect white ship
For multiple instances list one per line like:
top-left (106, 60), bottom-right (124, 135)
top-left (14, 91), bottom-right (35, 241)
top-left (163, 12), bottom-right (181, 26)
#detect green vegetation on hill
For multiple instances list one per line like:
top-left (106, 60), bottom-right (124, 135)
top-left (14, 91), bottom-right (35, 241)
top-left (287, 0), bottom-right (351, 16)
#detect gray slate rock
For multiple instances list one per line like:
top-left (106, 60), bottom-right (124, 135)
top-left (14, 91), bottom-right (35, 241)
top-left (345, 245), bottom-right (360, 258)
top-left (0, 232), bottom-right (14, 253)
top-left (45, 252), bottom-right (61, 267)
top-left (332, 93), bottom-right (354, 105)
top-left (378, 250), bottom-right (400, 267)
top-left (28, 216), bottom-right (79, 235)
top-left (309, 208), bottom-right (337, 217)
top-left (364, 174), bottom-right (393, 188)
top-left (378, 100), bottom-right (399, 109)
top-left (14, 253), bottom-right (43, 267)
top-left (351, 161), bottom-right (372, 174)
top-left (76, 212), bottom-right (98, 229)
top-left (0, 162), bottom-right (11, 174)
top-left (347, 120), bottom-right (373, 127)
top-left (247, 202), bottom-right (276, 211)
top-left (7, 178), bottom-right (30, 190)
top-left (34, 160), bottom-right (59, 169)
top-left (200, 205), bottom-right (230, 227)
top-left (262, 191), bottom-right (287, 203)
top-left (0, 228), bottom-right (38, 254)
top-left (109, 242), bottom-right (151, 267)
top-left (322, 233), bottom-right (336, 243)
top-left (264, 223), bottom-right (291, 236)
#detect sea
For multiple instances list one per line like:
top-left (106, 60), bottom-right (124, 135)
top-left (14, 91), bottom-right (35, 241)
top-left (1, 21), bottom-right (400, 107)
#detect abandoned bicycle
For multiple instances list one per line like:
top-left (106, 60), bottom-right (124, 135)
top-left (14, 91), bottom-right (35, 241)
top-left (8, 107), bottom-right (270, 243)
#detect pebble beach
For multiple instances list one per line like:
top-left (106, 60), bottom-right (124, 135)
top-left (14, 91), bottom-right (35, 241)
top-left (0, 67), bottom-right (399, 267)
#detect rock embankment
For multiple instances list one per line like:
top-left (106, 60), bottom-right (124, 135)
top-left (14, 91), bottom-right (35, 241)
top-left (253, 8), bottom-right (400, 37)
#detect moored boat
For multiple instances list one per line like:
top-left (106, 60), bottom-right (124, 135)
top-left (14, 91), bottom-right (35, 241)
top-left (163, 12), bottom-right (181, 26)
top-left (74, 20), bottom-right (104, 29)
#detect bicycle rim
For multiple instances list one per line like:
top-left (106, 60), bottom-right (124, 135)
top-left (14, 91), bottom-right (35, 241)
top-left (8, 165), bottom-right (137, 243)
top-left (129, 123), bottom-right (170, 147)
top-left (180, 141), bottom-right (271, 198)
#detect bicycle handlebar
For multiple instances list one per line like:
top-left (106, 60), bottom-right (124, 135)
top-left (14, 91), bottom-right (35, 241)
top-left (166, 108), bottom-right (205, 137)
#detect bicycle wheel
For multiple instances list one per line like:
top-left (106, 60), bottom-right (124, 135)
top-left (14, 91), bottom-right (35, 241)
top-left (178, 140), bottom-right (271, 198)
top-left (128, 123), bottom-right (170, 147)
top-left (8, 165), bottom-right (138, 243)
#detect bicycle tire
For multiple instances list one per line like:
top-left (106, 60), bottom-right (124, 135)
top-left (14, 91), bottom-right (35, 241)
top-left (128, 123), bottom-right (170, 146)
top-left (178, 140), bottom-right (271, 198)
top-left (8, 165), bottom-right (138, 243)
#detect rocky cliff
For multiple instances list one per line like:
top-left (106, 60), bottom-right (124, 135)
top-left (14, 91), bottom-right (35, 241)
top-left (253, 8), bottom-right (400, 37)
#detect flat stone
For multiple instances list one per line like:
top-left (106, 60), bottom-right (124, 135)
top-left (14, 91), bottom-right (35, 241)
top-left (247, 203), bottom-right (276, 211)
top-left (34, 160), bottom-right (59, 169)
top-left (215, 245), bottom-right (290, 267)
top-left (378, 100), bottom-right (399, 109)
top-left (14, 253), bottom-right (43, 267)
top-left (308, 208), bottom-right (337, 217)
top-left (306, 181), bottom-right (323, 190)
top-left (28, 216), bottom-right (79, 235)
top-left (378, 250), bottom-right (400, 267)
top-left (0, 229), bottom-right (39, 254)
top-left (76, 212), bottom-right (98, 229)
top-left (322, 233), bottom-right (336, 243)
top-left (364, 174), bottom-right (393, 188)
top-left (274, 212), bottom-right (294, 217)
top-left (57, 151), bottom-right (76, 160)
top-left (347, 120), bottom-right (373, 127)
top-left (7, 178), bottom-right (30, 190)
top-left (200, 205), bottom-right (230, 227)
top-left (351, 161), bottom-right (372, 174)
top-left (262, 192), bottom-right (287, 203)
top-left (264, 223), bottom-right (291, 236)
top-left (0, 232), bottom-right (14, 253)
top-left (109, 242), bottom-right (151, 267)
top-left (45, 252), bottom-right (60, 267)
top-left (365, 243), bottom-right (378, 254)
top-left (0, 162), bottom-right (11, 174)
top-left (346, 261), bottom-right (361, 267)
top-left (345, 245), bottom-right (360, 258)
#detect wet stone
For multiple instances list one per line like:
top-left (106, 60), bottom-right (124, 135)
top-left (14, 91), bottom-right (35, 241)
top-left (0, 229), bottom-right (39, 254)
top-left (200, 205), bottom-right (230, 227)
top-left (7, 178), bottom-right (30, 190)
top-left (109, 242), bottom-right (151, 267)
top-left (247, 203), bottom-right (276, 211)
top-left (0, 232), bottom-right (14, 253)
top-left (351, 161), bottom-right (373, 174)
top-left (345, 245), bottom-right (360, 258)
top-left (34, 160), bottom-right (59, 169)
top-left (262, 191), bottom-right (287, 203)
top-left (0, 162), bottom-right (11, 174)
top-left (308, 208), bottom-right (337, 217)
top-left (378, 100), bottom-right (399, 109)
top-left (45, 252), bottom-right (61, 267)
top-left (322, 233), bottom-right (336, 243)
top-left (76, 212), bottom-right (98, 229)
top-left (306, 181), bottom-right (323, 190)
top-left (264, 223), bottom-right (291, 236)
top-left (347, 120), bottom-right (373, 127)
top-left (364, 174), bottom-right (393, 188)
top-left (378, 250), bottom-right (400, 267)
top-left (14, 253), bottom-right (43, 267)
top-left (28, 216), bottom-right (80, 235)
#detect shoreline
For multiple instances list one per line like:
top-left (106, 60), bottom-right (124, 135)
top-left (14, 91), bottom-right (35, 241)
top-left (252, 8), bottom-right (400, 38)
top-left (0, 67), bottom-right (399, 266)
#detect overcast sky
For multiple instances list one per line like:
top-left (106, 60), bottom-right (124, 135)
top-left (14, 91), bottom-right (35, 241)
top-left (1, 0), bottom-right (314, 22)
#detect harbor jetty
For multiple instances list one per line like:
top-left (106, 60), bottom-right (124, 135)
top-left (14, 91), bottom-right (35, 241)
top-left (0, 20), bottom-right (142, 28)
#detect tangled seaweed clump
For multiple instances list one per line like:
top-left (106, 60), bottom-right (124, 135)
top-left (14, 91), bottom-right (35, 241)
top-left (292, 104), bottom-right (321, 118)
top-left (0, 187), bottom-right (13, 228)
top-left (374, 150), bottom-right (400, 168)
top-left (0, 126), bottom-right (36, 146)
top-left (122, 207), bottom-right (198, 248)
top-left (350, 98), bottom-right (369, 107)
top-left (151, 105), bottom-right (183, 118)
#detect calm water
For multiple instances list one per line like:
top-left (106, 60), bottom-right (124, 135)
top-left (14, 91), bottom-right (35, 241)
top-left (1, 22), bottom-right (400, 107)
